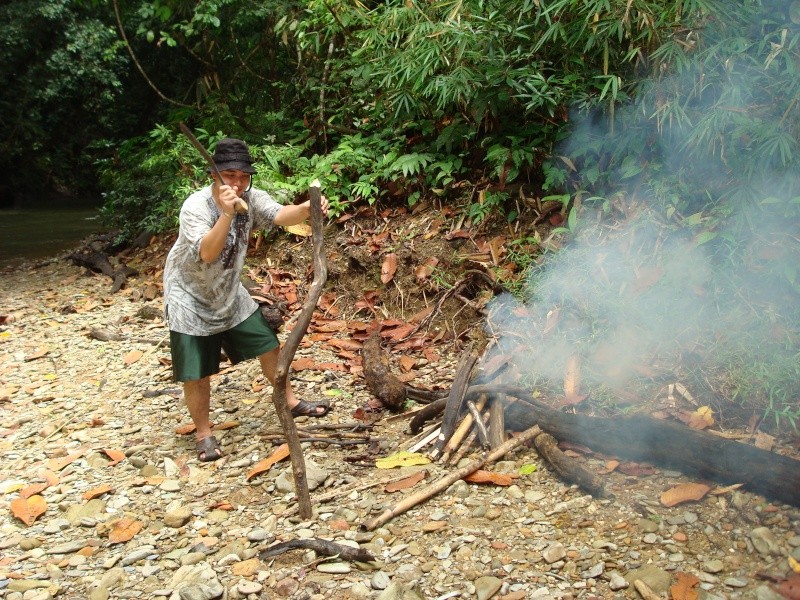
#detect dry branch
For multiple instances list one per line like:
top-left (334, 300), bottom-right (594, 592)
top-left (532, 430), bottom-right (606, 497)
top-left (360, 424), bottom-right (542, 531)
top-left (271, 183), bottom-right (327, 519)
top-left (69, 250), bottom-right (138, 292)
top-left (409, 398), bottom-right (446, 434)
top-left (488, 397), bottom-right (506, 449)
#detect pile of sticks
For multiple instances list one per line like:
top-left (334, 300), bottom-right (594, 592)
top-left (401, 342), bottom-right (606, 497)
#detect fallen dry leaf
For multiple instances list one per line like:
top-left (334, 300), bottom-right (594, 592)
top-left (601, 460), bottom-right (620, 474)
top-left (660, 482), bottom-right (712, 507)
top-left (102, 449), bottom-right (126, 466)
top-left (381, 253), bottom-right (398, 284)
top-left (687, 406), bottom-right (714, 430)
top-left (790, 555), bottom-right (800, 574)
top-left (46, 449), bottom-right (86, 471)
top-left (123, 349), bottom-right (144, 365)
top-left (175, 423), bottom-right (196, 435)
top-left (108, 518), bottom-right (142, 544)
top-left (82, 484), bottom-right (114, 501)
top-left (771, 572), bottom-right (800, 600)
top-left (38, 470), bottom-right (60, 486)
top-left (19, 483), bottom-right (48, 499)
top-left (376, 451), bottom-right (431, 469)
top-left (384, 471), bottom-right (427, 493)
top-left (463, 470), bottom-right (515, 486)
top-left (670, 571), bottom-right (700, 600)
top-left (212, 421), bottom-right (240, 431)
top-left (709, 482), bottom-right (744, 496)
top-left (617, 462), bottom-right (657, 477)
top-left (10, 495), bottom-right (47, 526)
top-left (247, 444), bottom-right (290, 480)
top-left (414, 257), bottom-right (439, 280)
top-left (399, 356), bottom-right (416, 372)
top-left (24, 347), bottom-right (50, 361)
top-left (283, 223), bottom-right (312, 237)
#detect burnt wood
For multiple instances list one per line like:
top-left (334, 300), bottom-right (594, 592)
top-left (467, 384), bottom-right (800, 508)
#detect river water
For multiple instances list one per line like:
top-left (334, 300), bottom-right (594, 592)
top-left (0, 209), bottom-right (104, 269)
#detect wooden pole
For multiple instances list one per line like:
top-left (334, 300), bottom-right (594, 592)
top-left (271, 181), bottom-right (327, 519)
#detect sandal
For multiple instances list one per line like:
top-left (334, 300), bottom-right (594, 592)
top-left (196, 435), bottom-right (222, 462)
top-left (290, 400), bottom-right (331, 418)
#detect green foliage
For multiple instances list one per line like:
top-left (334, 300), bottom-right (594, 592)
top-left (467, 191), bottom-right (509, 225)
top-left (0, 0), bottom-right (129, 205)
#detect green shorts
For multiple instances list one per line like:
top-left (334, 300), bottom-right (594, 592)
top-left (169, 309), bottom-right (279, 382)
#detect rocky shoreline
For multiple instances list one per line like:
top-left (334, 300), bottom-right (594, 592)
top-left (1, 257), bottom-right (799, 600)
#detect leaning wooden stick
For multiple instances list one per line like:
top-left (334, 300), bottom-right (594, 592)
top-left (360, 424), bottom-right (541, 531)
top-left (271, 181), bottom-right (327, 519)
top-left (442, 394), bottom-right (487, 463)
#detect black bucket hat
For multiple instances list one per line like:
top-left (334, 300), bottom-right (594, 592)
top-left (210, 138), bottom-right (257, 174)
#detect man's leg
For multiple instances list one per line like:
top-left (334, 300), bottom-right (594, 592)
top-left (258, 347), bottom-right (328, 416)
top-left (184, 377), bottom-right (221, 459)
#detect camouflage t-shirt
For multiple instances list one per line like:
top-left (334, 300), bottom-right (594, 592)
top-left (163, 186), bottom-right (281, 335)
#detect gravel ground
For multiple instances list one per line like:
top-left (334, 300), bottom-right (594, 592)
top-left (1, 257), bottom-right (799, 600)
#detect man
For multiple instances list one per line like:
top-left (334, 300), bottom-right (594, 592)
top-left (163, 137), bottom-right (330, 462)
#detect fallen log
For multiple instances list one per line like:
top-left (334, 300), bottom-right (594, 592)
top-left (259, 538), bottom-right (375, 563)
top-left (69, 250), bottom-right (138, 292)
top-left (467, 384), bottom-right (800, 508)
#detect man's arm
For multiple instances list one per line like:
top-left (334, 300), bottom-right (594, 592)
top-left (274, 197), bottom-right (329, 226)
top-left (198, 211), bottom-right (234, 263)
top-left (198, 184), bottom-right (239, 263)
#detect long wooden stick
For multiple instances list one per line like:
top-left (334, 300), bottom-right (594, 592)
top-left (272, 181), bottom-right (327, 519)
top-left (360, 424), bottom-right (541, 531)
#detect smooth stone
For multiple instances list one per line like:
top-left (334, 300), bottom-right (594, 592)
top-left (46, 540), bottom-right (87, 555)
top-left (608, 571), bottom-right (629, 590)
top-left (625, 564), bottom-right (671, 594)
top-left (371, 571), bottom-right (391, 590)
top-left (7, 581), bottom-right (50, 592)
top-left (236, 580), bottom-right (262, 595)
top-left (375, 582), bottom-right (426, 600)
top-left (751, 527), bottom-right (781, 555)
top-left (703, 559), bottom-right (725, 573)
top-left (317, 562), bottom-right (351, 574)
top-left (475, 576), bottom-right (502, 600)
top-left (246, 529), bottom-right (270, 542)
top-left (164, 506), bottom-right (193, 528)
top-left (542, 543), bottom-right (566, 564)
